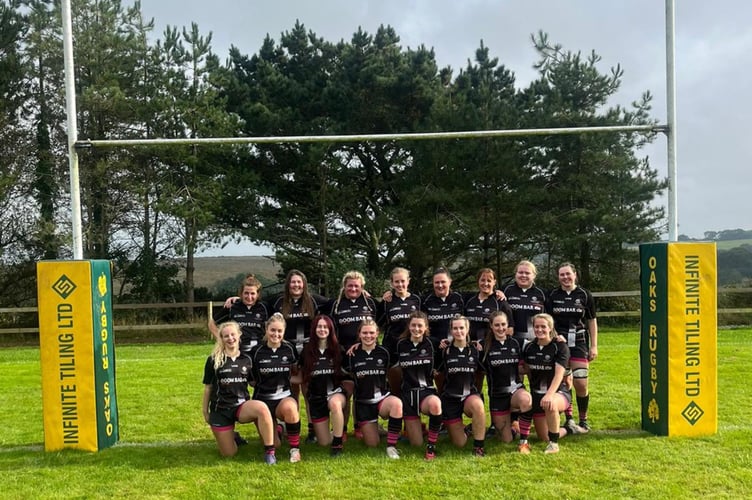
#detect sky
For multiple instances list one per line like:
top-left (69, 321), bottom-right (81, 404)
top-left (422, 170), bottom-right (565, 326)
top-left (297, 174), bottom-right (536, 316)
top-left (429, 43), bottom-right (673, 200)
top-left (138, 0), bottom-right (751, 255)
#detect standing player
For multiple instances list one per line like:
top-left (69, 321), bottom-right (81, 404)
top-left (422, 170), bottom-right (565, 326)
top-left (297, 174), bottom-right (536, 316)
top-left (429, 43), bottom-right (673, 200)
top-left (422, 268), bottom-right (465, 343)
top-left (546, 262), bottom-right (598, 432)
top-left (521, 313), bottom-right (574, 454)
top-left (502, 260), bottom-right (547, 437)
top-left (422, 268), bottom-right (464, 396)
top-left (464, 268), bottom-right (514, 342)
top-left (439, 315), bottom-right (487, 457)
top-left (250, 313), bottom-right (303, 463)
top-left (327, 270), bottom-right (377, 351)
top-left (268, 270), bottom-right (329, 443)
top-left (202, 321), bottom-right (277, 464)
top-left (395, 311), bottom-right (443, 461)
top-left (327, 270), bottom-right (377, 437)
top-left (211, 274), bottom-right (270, 353)
top-left (345, 318), bottom-right (403, 459)
top-left (269, 269), bottom-right (330, 351)
top-left (504, 260), bottom-right (547, 349)
top-left (298, 315), bottom-right (347, 456)
top-left (378, 267), bottom-right (422, 396)
top-left (480, 310), bottom-right (534, 453)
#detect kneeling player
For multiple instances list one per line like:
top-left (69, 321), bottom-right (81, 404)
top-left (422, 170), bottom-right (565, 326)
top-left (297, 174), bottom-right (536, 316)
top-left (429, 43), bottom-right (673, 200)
top-left (346, 318), bottom-right (403, 459)
top-left (202, 321), bottom-right (276, 464)
top-left (440, 315), bottom-right (486, 457)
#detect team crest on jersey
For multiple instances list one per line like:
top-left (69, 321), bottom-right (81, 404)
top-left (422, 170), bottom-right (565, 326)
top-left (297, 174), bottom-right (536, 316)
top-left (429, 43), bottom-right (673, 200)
top-left (544, 355), bottom-right (551, 361)
top-left (362, 306), bottom-right (370, 312)
top-left (255, 313), bottom-right (261, 318)
top-left (377, 359), bottom-right (384, 365)
top-left (575, 299), bottom-right (582, 306)
top-left (410, 305), bottom-right (417, 311)
top-left (483, 308), bottom-right (490, 314)
top-left (241, 366), bottom-right (248, 374)
top-left (420, 349), bottom-right (427, 355)
top-left (451, 302), bottom-right (458, 308)
top-left (469, 356), bottom-right (474, 362)
top-left (532, 296), bottom-right (539, 303)
top-left (511, 348), bottom-right (517, 354)
top-left (282, 356), bottom-right (288, 362)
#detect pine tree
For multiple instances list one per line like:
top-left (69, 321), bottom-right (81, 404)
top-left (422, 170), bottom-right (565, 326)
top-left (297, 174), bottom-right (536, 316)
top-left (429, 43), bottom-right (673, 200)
top-left (518, 32), bottom-right (666, 288)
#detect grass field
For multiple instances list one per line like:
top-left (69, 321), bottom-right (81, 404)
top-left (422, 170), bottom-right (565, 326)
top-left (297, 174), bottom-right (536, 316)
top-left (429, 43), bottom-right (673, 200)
top-left (1, 329), bottom-right (750, 499)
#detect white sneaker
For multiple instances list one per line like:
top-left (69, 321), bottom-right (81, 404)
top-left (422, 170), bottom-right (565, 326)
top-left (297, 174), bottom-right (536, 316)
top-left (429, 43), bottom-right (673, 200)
top-left (544, 441), bottom-right (560, 454)
top-left (386, 446), bottom-right (400, 459)
top-left (289, 447), bottom-right (301, 463)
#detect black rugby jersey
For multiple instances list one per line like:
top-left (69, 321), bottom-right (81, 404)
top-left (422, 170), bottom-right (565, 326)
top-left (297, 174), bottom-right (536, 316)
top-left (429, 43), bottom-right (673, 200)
top-left (345, 345), bottom-right (391, 404)
top-left (213, 301), bottom-right (270, 352)
top-left (522, 340), bottom-right (570, 395)
top-left (546, 287), bottom-right (596, 344)
top-left (463, 293), bottom-right (515, 342)
top-left (440, 343), bottom-right (481, 399)
top-left (396, 336), bottom-right (441, 392)
top-left (299, 346), bottom-right (343, 400)
top-left (377, 292), bottom-right (422, 341)
top-left (480, 337), bottom-right (523, 397)
top-left (203, 353), bottom-right (253, 411)
top-left (328, 295), bottom-right (377, 349)
top-left (250, 340), bottom-right (298, 400)
top-left (421, 291), bottom-right (464, 341)
top-left (503, 283), bottom-right (547, 341)
top-left (269, 293), bottom-right (328, 346)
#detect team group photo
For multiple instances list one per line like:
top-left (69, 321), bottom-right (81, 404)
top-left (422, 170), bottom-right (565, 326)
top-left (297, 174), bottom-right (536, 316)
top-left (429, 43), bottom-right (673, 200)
top-left (1, 0), bottom-right (749, 497)
top-left (204, 262), bottom-right (598, 463)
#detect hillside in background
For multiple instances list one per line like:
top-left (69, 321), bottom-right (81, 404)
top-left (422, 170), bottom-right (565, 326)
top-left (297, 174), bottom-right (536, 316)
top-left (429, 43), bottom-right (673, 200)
top-left (186, 231), bottom-right (752, 294)
top-left (185, 256), bottom-right (281, 291)
top-left (678, 230), bottom-right (752, 286)
top-left (714, 239), bottom-right (752, 251)
top-left (679, 228), bottom-right (752, 245)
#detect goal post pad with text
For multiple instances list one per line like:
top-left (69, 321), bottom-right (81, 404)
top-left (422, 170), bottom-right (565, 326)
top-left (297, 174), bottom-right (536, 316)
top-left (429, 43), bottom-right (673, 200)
top-left (639, 242), bottom-right (717, 436)
top-left (37, 260), bottom-right (118, 451)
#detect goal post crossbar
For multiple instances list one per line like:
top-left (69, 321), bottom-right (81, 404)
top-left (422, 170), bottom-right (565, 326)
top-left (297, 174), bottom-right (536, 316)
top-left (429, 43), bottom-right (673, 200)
top-left (75, 124), bottom-right (666, 149)
top-left (62, 1), bottom-right (678, 248)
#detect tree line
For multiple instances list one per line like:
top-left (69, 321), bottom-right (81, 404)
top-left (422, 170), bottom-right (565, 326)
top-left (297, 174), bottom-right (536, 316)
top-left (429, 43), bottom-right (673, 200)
top-left (680, 229), bottom-right (752, 242)
top-left (0, 0), bottom-right (667, 307)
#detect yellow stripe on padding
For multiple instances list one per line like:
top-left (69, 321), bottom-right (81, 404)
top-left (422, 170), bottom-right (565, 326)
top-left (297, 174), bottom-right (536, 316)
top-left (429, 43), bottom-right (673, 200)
top-left (666, 243), bottom-right (717, 436)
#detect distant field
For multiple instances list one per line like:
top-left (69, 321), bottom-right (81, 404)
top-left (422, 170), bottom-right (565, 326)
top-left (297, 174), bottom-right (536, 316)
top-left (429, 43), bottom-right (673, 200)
top-left (714, 238), bottom-right (752, 251)
top-left (676, 239), bottom-right (751, 251)
top-left (182, 242), bottom-right (751, 291)
top-left (179, 255), bottom-right (282, 289)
